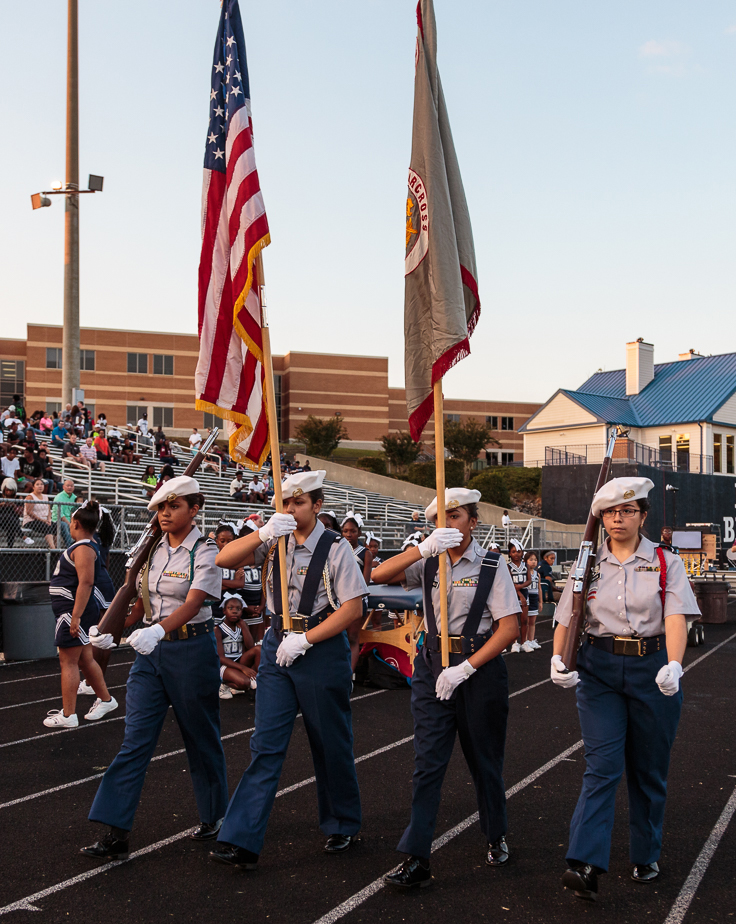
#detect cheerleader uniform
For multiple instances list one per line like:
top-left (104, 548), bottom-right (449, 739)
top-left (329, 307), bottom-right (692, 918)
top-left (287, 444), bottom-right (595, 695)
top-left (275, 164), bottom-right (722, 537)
top-left (219, 621), bottom-right (244, 678)
top-left (50, 540), bottom-right (101, 647)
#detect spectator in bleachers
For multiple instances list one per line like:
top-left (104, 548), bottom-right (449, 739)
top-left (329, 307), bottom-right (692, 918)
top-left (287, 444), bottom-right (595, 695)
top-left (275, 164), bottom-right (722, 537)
top-left (155, 464), bottom-right (175, 491)
top-left (153, 426), bottom-right (166, 451)
top-left (405, 510), bottom-right (425, 538)
top-left (189, 427), bottom-right (202, 454)
top-left (137, 425), bottom-right (153, 450)
top-left (159, 440), bottom-right (177, 466)
top-left (16, 447), bottom-right (43, 491)
top-left (5, 422), bottom-right (23, 446)
top-left (38, 449), bottom-right (62, 494)
top-left (96, 413), bottom-right (107, 429)
top-left (63, 432), bottom-right (82, 465)
top-left (39, 411), bottom-right (54, 433)
top-left (106, 423), bottom-right (121, 440)
top-left (3, 406), bottom-right (24, 433)
top-left (22, 478), bottom-right (56, 548)
top-left (52, 478), bottom-right (78, 548)
top-left (230, 470), bottom-right (246, 502)
top-left (93, 430), bottom-right (112, 469)
top-left (141, 465), bottom-right (158, 499)
top-left (248, 475), bottom-right (267, 504)
top-left (0, 478), bottom-right (22, 547)
top-left (137, 413), bottom-right (149, 435)
top-left (80, 437), bottom-right (102, 471)
top-left (117, 437), bottom-right (141, 465)
top-left (12, 395), bottom-right (26, 423)
top-left (1, 447), bottom-right (20, 481)
top-left (51, 419), bottom-right (68, 448)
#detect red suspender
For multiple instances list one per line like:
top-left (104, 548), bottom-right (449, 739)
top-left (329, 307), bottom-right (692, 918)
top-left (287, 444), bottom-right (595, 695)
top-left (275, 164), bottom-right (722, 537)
top-left (656, 546), bottom-right (667, 611)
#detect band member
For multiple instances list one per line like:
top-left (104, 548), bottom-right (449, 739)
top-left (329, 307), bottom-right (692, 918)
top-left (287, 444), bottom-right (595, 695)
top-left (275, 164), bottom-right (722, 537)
top-left (209, 470), bottom-right (368, 870)
top-left (82, 476), bottom-right (227, 861)
top-left (551, 478), bottom-right (700, 901)
top-left (372, 489), bottom-right (521, 888)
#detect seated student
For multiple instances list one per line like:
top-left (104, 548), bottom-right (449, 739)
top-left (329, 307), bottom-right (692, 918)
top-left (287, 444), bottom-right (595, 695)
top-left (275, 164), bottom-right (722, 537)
top-left (63, 433), bottom-right (82, 463)
top-left (1, 447), bottom-right (20, 482)
top-left (80, 437), bottom-right (102, 471)
top-left (93, 430), bottom-right (112, 468)
top-left (248, 476), bottom-right (267, 505)
top-left (38, 412), bottom-right (53, 434)
top-left (141, 465), bottom-right (158, 499)
top-left (215, 594), bottom-right (260, 699)
top-left (0, 478), bottom-right (23, 547)
top-left (212, 523), bottom-right (246, 624)
top-left (230, 471), bottom-right (247, 502)
top-left (51, 421), bottom-right (68, 448)
top-left (155, 464), bottom-right (176, 491)
top-left (159, 440), bottom-right (178, 466)
top-left (22, 478), bottom-right (56, 548)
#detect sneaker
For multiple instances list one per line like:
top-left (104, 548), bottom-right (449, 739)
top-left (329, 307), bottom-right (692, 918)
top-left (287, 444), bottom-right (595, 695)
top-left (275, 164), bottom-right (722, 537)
top-left (219, 684), bottom-right (233, 700)
top-left (84, 697), bottom-right (118, 721)
top-left (43, 709), bottom-right (79, 728)
top-left (521, 641), bottom-right (535, 653)
top-left (249, 677), bottom-right (257, 690)
top-left (77, 681), bottom-right (95, 695)
top-left (509, 642), bottom-right (521, 654)
top-left (529, 639), bottom-right (542, 650)
top-left (23, 537), bottom-right (34, 546)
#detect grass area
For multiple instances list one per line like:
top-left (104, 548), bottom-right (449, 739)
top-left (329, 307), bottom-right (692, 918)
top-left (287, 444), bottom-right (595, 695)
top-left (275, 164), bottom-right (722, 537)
top-left (332, 447), bottom-right (385, 461)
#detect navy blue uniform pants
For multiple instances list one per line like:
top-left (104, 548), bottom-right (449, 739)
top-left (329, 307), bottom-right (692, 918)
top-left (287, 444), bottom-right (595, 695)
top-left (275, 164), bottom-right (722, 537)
top-left (397, 649), bottom-right (509, 859)
top-left (218, 627), bottom-right (361, 855)
top-left (89, 633), bottom-right (228, 832)
top-left (568, 643), bottom-right (682, 871)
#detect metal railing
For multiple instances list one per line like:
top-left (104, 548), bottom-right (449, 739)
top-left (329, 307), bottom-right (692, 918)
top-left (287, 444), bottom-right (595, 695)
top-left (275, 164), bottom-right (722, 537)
top-left (545, 441), bottom-right (714, 475)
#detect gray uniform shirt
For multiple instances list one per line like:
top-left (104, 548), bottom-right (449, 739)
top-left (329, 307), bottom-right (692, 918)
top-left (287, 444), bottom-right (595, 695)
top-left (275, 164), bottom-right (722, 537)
top-left (555, 536), bottom-right (700, 637)
top-left (137, 525), bottom-right (222, 625)
top-left (402, 538), bottom-right (521, 636)
top-left (255, 519), bottom-right (368, 615)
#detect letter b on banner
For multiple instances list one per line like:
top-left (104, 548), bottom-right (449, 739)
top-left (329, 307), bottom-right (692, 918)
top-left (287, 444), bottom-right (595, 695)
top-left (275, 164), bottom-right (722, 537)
top-left (724, 517), bottom-right (735, 544)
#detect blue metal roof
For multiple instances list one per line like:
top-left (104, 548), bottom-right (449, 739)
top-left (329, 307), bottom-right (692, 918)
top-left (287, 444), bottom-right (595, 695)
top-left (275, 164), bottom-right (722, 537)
top-left (575, 353), bottom-right (736, 426)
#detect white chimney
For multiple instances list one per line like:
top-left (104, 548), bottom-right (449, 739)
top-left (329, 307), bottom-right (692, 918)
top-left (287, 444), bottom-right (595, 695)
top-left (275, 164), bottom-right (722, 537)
top-left (626, 339), bottom-right (654, 395)
top-left (678, 349), bottom-right (703, 361)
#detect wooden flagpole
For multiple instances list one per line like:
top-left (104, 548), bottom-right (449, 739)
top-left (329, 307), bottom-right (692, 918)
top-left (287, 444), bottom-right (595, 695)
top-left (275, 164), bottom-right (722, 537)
top-left (256, 252), bottom-right (291, 631)
top-left (433, 379), bottom-right (450, 668)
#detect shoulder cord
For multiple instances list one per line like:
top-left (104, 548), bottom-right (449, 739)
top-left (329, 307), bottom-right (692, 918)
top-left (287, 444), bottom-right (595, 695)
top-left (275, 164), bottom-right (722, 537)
top-left (323, 560), bottom-right (338, 611)
top-left (261, 541), bottom-right (338, 612)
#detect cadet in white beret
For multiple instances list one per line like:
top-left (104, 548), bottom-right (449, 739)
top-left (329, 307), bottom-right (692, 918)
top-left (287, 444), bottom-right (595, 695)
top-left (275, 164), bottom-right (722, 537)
top-left (84, 473), bottom-right (227, 861)
top-left (210, 465), bottom-right (367, 868)
top-left (373, 489), bottom-right (521, 888)
top-left (552, 476), bottom-right (700, 900)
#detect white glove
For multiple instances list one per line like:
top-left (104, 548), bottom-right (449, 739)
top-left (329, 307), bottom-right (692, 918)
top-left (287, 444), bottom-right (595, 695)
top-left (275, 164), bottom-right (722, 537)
top-left (127, 623), bottom-right (166, 656)
top-left (435, 660), bottom-right (476, 700)
top-left (550, 654), bottom-right (579, 688)
top-left (418, 528), bottom-right (463, 559)
top-left (89, 625), bottom-right (116, 650)
top-left (259, 513), bottom-right (297, 544)
top-left (655, 660), bottom-right (683, 696)
top-left (276, 631), bottom-right (313, 667)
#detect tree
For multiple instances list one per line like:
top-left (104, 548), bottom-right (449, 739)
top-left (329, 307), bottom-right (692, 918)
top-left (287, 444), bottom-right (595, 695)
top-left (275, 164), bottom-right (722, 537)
top-left (466, 470), bottom-right (512, 508)
top-left (295, 414), bottom-right (349, 458)
top-left (444, 418), bottom-right (500, 481)
top-left (380, 431), bottom-right (422, 475)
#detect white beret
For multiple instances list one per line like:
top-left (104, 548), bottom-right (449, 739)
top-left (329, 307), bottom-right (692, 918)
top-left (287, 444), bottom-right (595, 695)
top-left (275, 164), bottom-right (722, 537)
top-left (591, 477), bottom-right (654, 518)
top-left (425, 488), bottom-right (482, 521)
top-left (273, 469), bottom-right (326, 504)
top-left (147, 475), bottom-right (201, 511)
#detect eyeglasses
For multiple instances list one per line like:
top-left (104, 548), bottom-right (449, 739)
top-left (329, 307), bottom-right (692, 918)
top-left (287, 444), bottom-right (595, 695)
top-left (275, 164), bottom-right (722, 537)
top-left (601, 507), bottom-right (640, 519)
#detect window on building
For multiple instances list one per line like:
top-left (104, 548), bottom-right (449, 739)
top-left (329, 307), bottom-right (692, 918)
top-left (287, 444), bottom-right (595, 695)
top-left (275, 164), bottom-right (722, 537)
top-left (1, 360), bottom-right (25, 406)
top-left (153, 407), bottom-right (173, 429)
top-left (153, 354), bottom-right (174, 376)
top-left (501, 452), bottom-right (515, 465)
top-left (714, 434), bottom-right (722, 473)
top-left (445, 413), bottom-right (460, 423)
top-left (727, 436), bottom-right (735, 475)
top-left (203, 412), bottom-right (223, 429)
top-left (659, 436), bottom-right (672, 466)
top-left (46, 348), bottom-right (63, 369)
top-left (500, 416), bottom-right (514, 431)
top-left (676, 435), bottom-right (690, 472)
top-left (127, 352), bottom-right (148, 374)
top-left (486, 450), bottom-right (499, 466)
top-left (486, 415), bottom-right (498, 429)
top-left (80, 350), bottom-right (95, 371)
top-left (126, 405), bottom-right (148, 425)
top-left (46, 402), bottom-right (62, 415)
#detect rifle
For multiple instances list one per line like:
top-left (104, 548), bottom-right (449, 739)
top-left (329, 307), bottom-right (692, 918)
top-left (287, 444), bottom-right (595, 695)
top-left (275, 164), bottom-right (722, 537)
top-left (559, 425), bottom-right (628, 672)
top-left (96, 428), bottom-right (221, 647)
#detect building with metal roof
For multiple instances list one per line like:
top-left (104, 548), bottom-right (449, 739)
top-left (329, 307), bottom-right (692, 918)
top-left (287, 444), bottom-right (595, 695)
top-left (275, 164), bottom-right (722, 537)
top-left (520, 340), bottom-right (736, 476)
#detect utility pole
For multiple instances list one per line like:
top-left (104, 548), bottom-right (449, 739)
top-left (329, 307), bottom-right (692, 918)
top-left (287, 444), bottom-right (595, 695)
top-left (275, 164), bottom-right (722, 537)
top-left (62, 0), bottom-right (80, 409)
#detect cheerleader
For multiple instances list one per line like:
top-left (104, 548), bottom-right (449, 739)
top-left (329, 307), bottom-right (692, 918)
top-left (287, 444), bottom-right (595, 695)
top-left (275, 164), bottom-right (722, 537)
top-left (372, 489), bottom-right (521, 887)
top-left (507, 539), bottom-right (530, 653)
top-left (216, 593), bottom-right (260, 698)
top-left (521, 551), bottom-right (541, 652)
top-left (44, 501), bottom-right (117, 728)
top-left (209, 470), bottom-right (368, 869)
top-left (365, 531), bottom-right (382, 568)
top-left (83, 476), bottom-right (227, 860)
top-left (551, 478), bottom-right (700, 900)
top-left (341, 511), bottom-right (374, 671)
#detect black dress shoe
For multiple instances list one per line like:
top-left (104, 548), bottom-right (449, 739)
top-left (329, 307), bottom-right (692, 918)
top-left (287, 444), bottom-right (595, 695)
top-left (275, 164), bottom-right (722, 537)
top-left (632, 862), bottom-right (659, 882)
top-left (561, 864), bottom-right (598, 901)
top-left (324, 833), bottom-right (359, 853)
top-left (486, 835), bottom-right (510, 867)
top-left (209, 843), bottom-right (259, 870)
top-left (80, 829), bottom-right (129, 861)
top-left (191, 818), bottom-right (224, 840)
top-left (383, 856), bottom-right (432, 889)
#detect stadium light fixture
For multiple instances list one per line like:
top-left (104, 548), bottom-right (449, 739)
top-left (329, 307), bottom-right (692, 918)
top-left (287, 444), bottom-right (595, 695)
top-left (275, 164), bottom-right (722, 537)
top-left (30, 175), bottom-right (105, 209)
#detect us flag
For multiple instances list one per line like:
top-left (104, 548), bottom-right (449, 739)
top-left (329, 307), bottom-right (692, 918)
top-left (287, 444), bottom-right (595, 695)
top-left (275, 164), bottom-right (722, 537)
top-left (195, 0), bottom-right (270, 469)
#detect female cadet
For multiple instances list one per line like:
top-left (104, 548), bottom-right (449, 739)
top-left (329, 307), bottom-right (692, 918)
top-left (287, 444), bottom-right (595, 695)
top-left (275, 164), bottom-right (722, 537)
top-left (82, 475), bottom-right (227, 861)
top-left (551, 477), bottom-right (700, 901)
top-left (372, 488), bottom-right (521, 888)
top-left (209, 470), bottom-right (367, 870)
top-left (341, 511), bottom-right (374, 671)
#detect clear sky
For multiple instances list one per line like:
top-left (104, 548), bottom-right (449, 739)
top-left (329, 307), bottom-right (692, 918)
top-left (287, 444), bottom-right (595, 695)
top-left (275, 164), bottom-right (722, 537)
top-left (1, 1), bottom-right (734, 406)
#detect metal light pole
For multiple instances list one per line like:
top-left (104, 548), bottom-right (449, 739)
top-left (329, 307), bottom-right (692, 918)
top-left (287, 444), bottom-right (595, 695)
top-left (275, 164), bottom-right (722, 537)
top-left (62, 0), bottom-right (80, 409)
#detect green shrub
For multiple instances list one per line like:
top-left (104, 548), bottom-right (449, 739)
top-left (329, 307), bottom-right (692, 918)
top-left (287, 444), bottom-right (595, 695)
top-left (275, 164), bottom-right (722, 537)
top-left (495, 467), bottom-right (541, 496)
top-left (467, 470), bottom-right (512, 507)
top-left (356, 456), bottom-right (387, 476)
top-left (406, 459), bottom-right (465, 489)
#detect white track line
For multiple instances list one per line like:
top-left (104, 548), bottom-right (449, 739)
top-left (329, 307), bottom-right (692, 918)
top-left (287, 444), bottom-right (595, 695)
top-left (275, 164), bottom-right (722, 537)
top-left (312, 740), bottom-right (585, 924)
top-left (0, 690), bottom-right (387, 811)
top-left (0, 684), bottom-right (127, 712)
top-left (0, 728), bottom-right (419, 915)
top-left (663, 783), bottom-right (736, 924)
top-left (0, 660), bottom-right (135, 685)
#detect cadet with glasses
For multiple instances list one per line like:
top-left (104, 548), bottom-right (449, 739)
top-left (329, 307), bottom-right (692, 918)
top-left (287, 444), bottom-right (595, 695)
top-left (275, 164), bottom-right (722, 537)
top-left (551, 478), bottom-right (700, 901)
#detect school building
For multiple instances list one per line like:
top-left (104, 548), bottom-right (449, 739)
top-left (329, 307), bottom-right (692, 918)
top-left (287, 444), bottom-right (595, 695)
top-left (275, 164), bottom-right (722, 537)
top-left (0, 324), bottom-right (540, 465)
